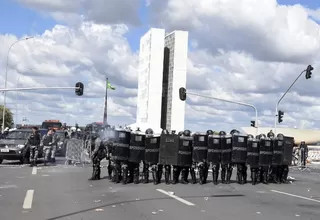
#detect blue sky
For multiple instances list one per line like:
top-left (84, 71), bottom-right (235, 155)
top-left (0, 0), bottom-right (319, 52)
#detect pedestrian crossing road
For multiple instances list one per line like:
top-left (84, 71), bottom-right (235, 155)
top-left (0, 158), bottom-right (320, 220)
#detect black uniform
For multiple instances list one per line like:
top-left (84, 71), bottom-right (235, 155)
top-left (128, 128), bottom-right (145, 184)
top-left (220, 131), bottom-right (233, 184)
top-left (231, 130), bottom-right (248, 184)
top-left (269, 134), bottom-right (284, 183)
top-left (179, 130), bottom-right (193, 184)
top-left (192, 130), bottom-right (212, 184)
top-left (258, 134), bottom-right (273, 184)
top-left (26, 128), bottom-right (41, 167)
top-left (112, 128), bottom-right (130, 184)
top-left (144, 128), bottom-right (161, 184)
top-left (89, 135), bottom-right (107, 180)
top-left (208, 132), bottom-right (221, 185)
top-left (247, 134), bottom-right (260, 185)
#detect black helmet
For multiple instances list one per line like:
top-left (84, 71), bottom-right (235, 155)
top-left (206, 130), bottom-right (213, 135)
top-left (145, 128), bottom-right (153, 135)
top-left (230, 129), bottom-right (240, 135)
top-left (172, 130), bottom-right (176, 134)
top-left (183, 130), bottom-right (191, 136)
top-left (178, 131), bottom-right (184, 136)
top-left (248, 134), bottom-right (254, 139)
top-left (219, 131), bottom-right (226, 136)
top-left (136, 127), bottom-right (141, 132)
top-left (277, 133), bottom-right (284, 140)
top-left (259, 134), bottom-right (266, 139)
top-left (161, 129), bottom-right (169, 134)
top-left (267, 130), bottom-right (275, 138)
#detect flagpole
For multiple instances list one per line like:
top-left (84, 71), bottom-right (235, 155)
top-left (103, 77), bottom-right (108, 124)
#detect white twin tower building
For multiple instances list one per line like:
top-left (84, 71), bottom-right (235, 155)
top-left (130, 28), bottom-right (189, 133)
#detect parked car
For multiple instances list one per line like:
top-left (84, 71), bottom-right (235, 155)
top-left (0, 129), bottom-right (43, 164)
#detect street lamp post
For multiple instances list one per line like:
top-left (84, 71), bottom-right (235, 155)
top-left (274, 65), bottom-right (313, 134)
top-left (185, 91), bottom-right (259, 135)
top-left (2, 37), bottom-right (33, 132)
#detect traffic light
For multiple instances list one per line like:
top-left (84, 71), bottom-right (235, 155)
top-left (179, 87), bottom-right (187, 101)
top-left (75, 82), bottom-right (84, 96)
top-left (278, 110), bottom-right (284, 123)
top-left (250, 120), bottom-right (255, 127)
top-left (305, 65), bottom-right (313, 79)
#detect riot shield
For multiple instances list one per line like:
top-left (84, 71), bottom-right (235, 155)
top-left (282, 136), bottom-right (294, 165)
top-left (145, 135), bottom-right (160, 164)
top-left (259, 137), bottom-right (273, 167)
top-left (247, 138), bottom-right (260, 167)
top-left (128, 132), bottom-right (145, 163)
top-left (272, 137), bottom-right (284, 166)
top-left (231, 133), bottom-right (248, 163)
top-left (159, 134), bottom-right (179, 165)
top-left (207, 135), bottom-right (221, 164)
top-left (112, 129), bottom-right (130, 161)
top-left (177, 136), bottom-right (193, 167)
top-left (192, 133), bottom-right (208, 162)
top-left (220, 134), bottom-right (232, 165)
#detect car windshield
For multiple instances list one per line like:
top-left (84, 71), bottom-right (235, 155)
top-left (6, 131), bottom-right (32, 139)
top-left (42, 122), bottom-right (62, 129)
top-left (55, 132), bottom-right (66, 140)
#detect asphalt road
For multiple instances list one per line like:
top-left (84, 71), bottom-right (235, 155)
top-left (1, 159), bottom-right (320, 220)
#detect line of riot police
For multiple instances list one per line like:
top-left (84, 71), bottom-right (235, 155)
top-left (89, 126), bottom-right (294, 185)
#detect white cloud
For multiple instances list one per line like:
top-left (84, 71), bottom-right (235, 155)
top-left (1, 0), bottom-right (320, 133)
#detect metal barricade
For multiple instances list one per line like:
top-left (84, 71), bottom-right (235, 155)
top-left (65, 138), bottom-right (91, 165)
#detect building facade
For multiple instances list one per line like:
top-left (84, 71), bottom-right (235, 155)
top-left (135, 28), bottom-right (188, 132)
top-left (136, 28), bottom-right (165, 127)
top-left (162, 31), bottom-right (188, 132)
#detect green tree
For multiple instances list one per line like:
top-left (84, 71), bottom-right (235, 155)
top-left (0, 105), bottom-right (14, 129)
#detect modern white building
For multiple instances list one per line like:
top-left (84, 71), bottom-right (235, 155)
top-left (133, 28), bottom-right (188, 133)
top-left (163, 31), bottom-right (188, 132)
top-left (136, 28), bottom-right (165, 128)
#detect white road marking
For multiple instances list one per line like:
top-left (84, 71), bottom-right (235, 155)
top-left (32, 167), bottom-right (37, 175)
top-left (271, 190), bottom-right (320, 203)
top-left (156, 189), bottom-right (195, 206)
top-left (23, 190), bottom-right (34, 209)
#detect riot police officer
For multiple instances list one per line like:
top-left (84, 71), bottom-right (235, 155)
top-left (247, 134), bottom-right (260, 185)
top-left (179, 130), bottom-right (194, 184)
top-left (220, 131), bottom-right (233, 184)
top-left (231, 129), bottom-right (248, 184)
top-left (300, 141), bottom-right (308, 167)
top-left (89, 133), bottom-right (107, 180)
top-left (128, 127), bottom-right (145, 184)
top-left (144, 128), bottom-right (161, 184)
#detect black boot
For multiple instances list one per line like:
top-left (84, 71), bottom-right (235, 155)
top-left (134, 167), bottom-right (140, 184)
top-left (190, 168), bottom-right (197, 184)
top-left (262, 170), bottom-right (268, 184)
top-left (114, 166), bottom-right (120, 183)
top-left (122, 167), bottom-right (128, 185)
top-left (212, 168), bottom-right (218, 185)
top-left (153, 169), bottom-right (159, 185)
top-left (281, 166), bottom-right (289, 183)
top-left (243, 166), bottom-right (247, 184)
top-left (226, 166), bottom-right (232, 184)
top-left (181, 168), bottom-right (188, 184)
top-left (199, 167), bottom-right (204, 185)
top-left (172, 167), bottom-right (179, 184)
top-left (251, 170), bottom-right (256, 185)
top-left (237, 170), bottom-right (243, 184)
top-left (108, 164), bottom-right (113, 180)
top-left (221, 167), bottom-right (226, 184)
top-left (29, 161), bottom-right (34, 167)
top-left (165, 167), bottom-right (170, 184)
top-left (144, 171), bottom-right (149, 184)
top-left (203, 166), bottom-right (209, 184)
top-left (183, 168), bottom-right (189, 184)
